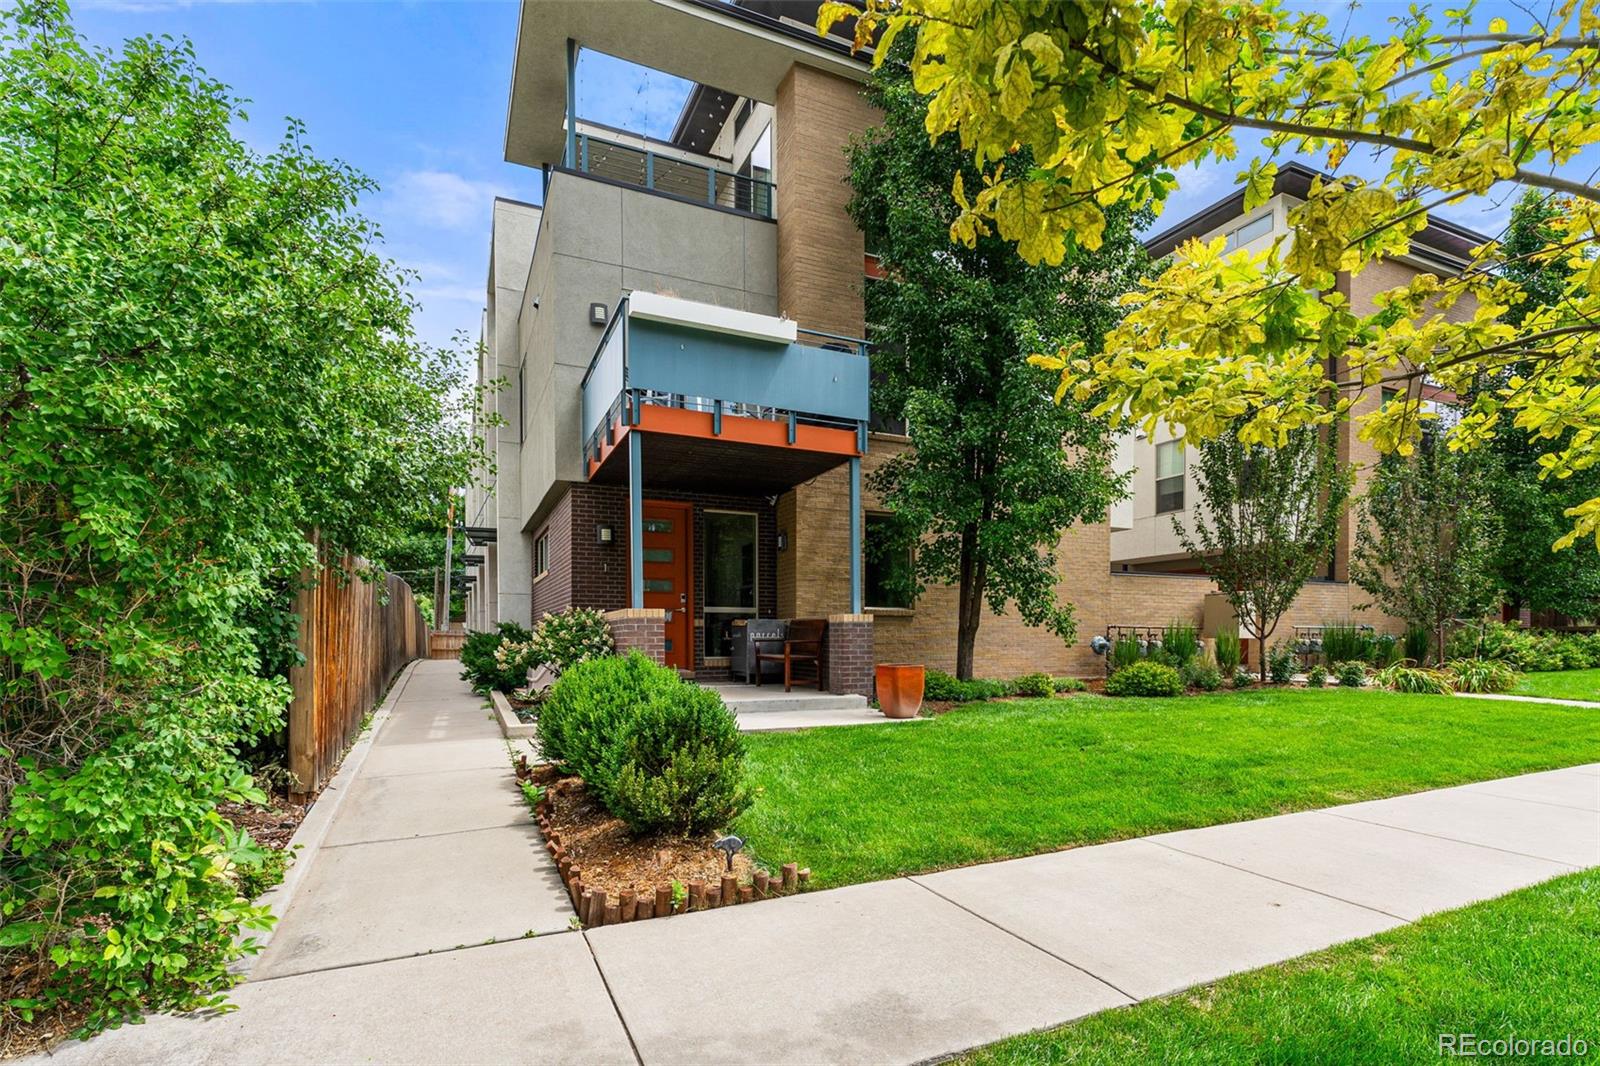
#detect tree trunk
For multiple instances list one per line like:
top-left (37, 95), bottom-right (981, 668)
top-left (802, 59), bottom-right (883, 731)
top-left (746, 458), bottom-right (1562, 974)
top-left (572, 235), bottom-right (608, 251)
top-left (955, 522), bottom-right (985, 680)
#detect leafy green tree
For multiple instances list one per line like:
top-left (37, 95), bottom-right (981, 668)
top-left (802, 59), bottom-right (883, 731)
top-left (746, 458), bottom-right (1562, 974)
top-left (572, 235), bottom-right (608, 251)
top-left (1479, 193), bottom-right (1600, 619)
top-left (820, 0), bottom-right (1600, 552)
top-left (1176, 428), bottom-right (1352, 681)
top-left (1352, 446), bottom-right (1500, 663)
top-left (847, 46), bottom-right (1138, 678)
top-left (0, 2), bottom-right (480, 1035)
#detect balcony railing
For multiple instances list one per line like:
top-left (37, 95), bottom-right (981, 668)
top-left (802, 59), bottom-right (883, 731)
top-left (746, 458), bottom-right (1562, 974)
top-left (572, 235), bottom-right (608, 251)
top-left (572, 133), bottom-right (775, 220)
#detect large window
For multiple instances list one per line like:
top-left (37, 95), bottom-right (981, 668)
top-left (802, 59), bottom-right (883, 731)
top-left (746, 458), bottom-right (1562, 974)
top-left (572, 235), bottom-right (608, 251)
top-left (1155, 440), bottom-right (1185, 514)
top-left (703, 510), bottom-right (757, 659)
top-left (865, 513), bottom-right (914, 610)
top-left (1223, 212), bottom-right (1272, 250)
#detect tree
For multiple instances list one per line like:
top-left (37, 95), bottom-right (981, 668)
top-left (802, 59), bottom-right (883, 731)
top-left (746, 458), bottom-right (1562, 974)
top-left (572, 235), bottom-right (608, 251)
top-left (1176, 427), bottom-right (1351, 680)
top-left (1480, 192), bottom-right (1600, 618)
top-left (820, 1), bottom-right (1600, 549)
top-left (0, 2), bottom-right (481, 1035)
top-left (848, 43), bottom-right (1139, 679)
top-left (1351, 445), bottom-right (1500, 662)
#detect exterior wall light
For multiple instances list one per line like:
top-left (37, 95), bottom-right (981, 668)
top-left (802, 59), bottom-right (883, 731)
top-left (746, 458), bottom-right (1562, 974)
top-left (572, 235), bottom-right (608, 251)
top-left (590, 302), bottom-right (608, 326)
top-left (596, 524), bottom-right (614, 545)
top-left (776, 530), bottom-right (788, 552)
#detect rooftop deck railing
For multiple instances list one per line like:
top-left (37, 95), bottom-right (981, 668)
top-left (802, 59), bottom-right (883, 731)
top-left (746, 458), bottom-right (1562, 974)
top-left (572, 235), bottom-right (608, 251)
top-left (572, 133), bottom-right (775, 220)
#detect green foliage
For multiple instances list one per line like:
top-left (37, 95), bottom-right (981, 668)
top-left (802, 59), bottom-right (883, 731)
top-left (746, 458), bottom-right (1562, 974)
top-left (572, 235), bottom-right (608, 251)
top-left (1306, 664), bottom-right (1328, 689)
top-left (1178, 428), bottom-right (1352, 681)
top-left (459, 622), bottom-right (534, 694)
top-left (1232, 668), bottom-right (1254, 689)
top-left (1447, 659), bottom-right (1521, 695)
top-left (1181, 658), bottom-right (1223, 692)
top-left (846, 45), bottom-right (1140, 679)
top-left (1353, 448), bottom-right (1500, 666)
top-left (1104, 660), bottom-right (1184, 698)
top-left (1320, 623), bottom-right (1374, 666)
top-left (1333, 661), bottom-right (1369, 688)
top-left (1267, 644), bottom-right (1296, 685)
top-left (1052, 676), bottom-right (1087, 694)
top-left (0, 3), bottom-right (480, 1034)
top-left (529, 608), bottom-right (615, 674)
top-left (603, 683), bottom-right (752, 835)
top-left (518, 780), bottom-right (545, 813)
top-left (1372, 634), bottom-right (1402, 669)
top-left (1160, 622), bottom-right (1200, 667)
top-left (1403, 625), bottom-right (1433, 667)
top-left (923, 670), bottom-right (1014, 703)
top-left (1213, 629), bottom-right (1242, 675)
top-left (1375, 663), bottom-right (1454, 696)
top-left (1013, 673), bottom-right (1056, 698)
top-left (536, 653), bottom-right (680, 792)
top-left (1108, 635), bottom-right (1144, 672)
top-left (1461, 624), bottom-right (1600, 673)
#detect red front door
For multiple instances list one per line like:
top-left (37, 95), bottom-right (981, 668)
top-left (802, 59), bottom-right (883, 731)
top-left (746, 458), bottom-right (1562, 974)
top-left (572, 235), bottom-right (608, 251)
top-left (642, 501), bottom-right (692, 671)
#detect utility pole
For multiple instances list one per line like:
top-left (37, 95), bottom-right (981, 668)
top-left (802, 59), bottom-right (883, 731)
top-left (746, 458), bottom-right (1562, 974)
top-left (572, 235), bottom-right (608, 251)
top-left (438, 492), bottom-right (454, 632)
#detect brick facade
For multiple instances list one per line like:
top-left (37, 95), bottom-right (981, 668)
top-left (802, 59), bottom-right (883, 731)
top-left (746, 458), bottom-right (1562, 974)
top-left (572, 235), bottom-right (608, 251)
top-left (824, 613), bottom-right (874, 697)
top-left (605, 608), bottom-right (666, 665)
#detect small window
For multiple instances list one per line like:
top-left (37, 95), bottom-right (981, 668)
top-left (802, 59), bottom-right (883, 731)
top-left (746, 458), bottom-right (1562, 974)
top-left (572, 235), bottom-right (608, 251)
top-left (1225, 212), bottom-right (1272, 250)
top-left (534, 532), bottom-right (549, 577)
top-left (865, 513), bottom-right (914, 610)
top-left (1155, 440), bottom-right (1185, 514)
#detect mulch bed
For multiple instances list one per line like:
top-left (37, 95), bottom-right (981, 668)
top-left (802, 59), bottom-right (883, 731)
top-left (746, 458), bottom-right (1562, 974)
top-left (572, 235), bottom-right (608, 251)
top-left (219, 790), bottom-right (309, 853)
top-left (514, 759), bottom-right (809, 926)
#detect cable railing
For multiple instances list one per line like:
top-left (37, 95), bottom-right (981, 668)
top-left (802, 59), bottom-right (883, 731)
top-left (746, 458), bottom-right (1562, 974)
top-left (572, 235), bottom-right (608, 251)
top-left (572, 133), bottom-right (775, 220)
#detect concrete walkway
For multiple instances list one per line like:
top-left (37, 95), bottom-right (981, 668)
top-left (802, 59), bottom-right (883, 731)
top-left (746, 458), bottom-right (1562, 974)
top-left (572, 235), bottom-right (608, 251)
top-left (36, 661), bottom-right (1600, 1065)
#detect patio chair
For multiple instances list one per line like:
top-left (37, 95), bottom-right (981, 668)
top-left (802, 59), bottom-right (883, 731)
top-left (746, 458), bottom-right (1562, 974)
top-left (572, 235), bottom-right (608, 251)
top-left (752, 617), bottom-right (826, 692)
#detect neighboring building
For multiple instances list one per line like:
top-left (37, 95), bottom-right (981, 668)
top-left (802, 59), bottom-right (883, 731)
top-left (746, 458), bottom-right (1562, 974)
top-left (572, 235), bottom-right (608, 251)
top-left (463, 6), bottom-right (1489, 682)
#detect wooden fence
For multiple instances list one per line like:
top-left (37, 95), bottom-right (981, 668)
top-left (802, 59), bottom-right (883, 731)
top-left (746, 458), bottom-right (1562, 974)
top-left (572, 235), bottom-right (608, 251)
top-left (287, 561), bottom-right (428, 795)
top-left (429, 630), bottom-right (466, 659)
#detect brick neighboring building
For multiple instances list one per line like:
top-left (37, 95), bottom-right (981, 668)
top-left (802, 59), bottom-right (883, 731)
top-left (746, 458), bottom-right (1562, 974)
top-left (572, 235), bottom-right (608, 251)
top-left (462, 3), bottom-right (1490, 687)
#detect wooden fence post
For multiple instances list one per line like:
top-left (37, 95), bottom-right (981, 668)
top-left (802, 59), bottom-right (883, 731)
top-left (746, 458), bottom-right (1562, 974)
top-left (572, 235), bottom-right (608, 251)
top-left (287, 542), bottom-right (320, 799)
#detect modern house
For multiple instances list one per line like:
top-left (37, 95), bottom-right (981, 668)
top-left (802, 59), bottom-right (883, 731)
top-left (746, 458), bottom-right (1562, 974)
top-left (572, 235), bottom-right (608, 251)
top-left (462, 2), bottom-right (1492, 683)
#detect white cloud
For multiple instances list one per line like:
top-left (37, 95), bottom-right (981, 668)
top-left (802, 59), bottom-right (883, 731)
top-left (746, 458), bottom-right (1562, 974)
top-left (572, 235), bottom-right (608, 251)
top-left (385, 170), bottom-right (509, 230)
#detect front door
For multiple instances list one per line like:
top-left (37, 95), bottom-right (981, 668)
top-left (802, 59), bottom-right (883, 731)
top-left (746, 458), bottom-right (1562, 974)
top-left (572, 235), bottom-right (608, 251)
top-left (642, 501), bottom-right (693, 671)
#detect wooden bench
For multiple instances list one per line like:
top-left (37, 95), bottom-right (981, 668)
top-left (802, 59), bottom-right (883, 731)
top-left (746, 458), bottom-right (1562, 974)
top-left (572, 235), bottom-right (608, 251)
top-left (752, 617), bottom-right (826, 691)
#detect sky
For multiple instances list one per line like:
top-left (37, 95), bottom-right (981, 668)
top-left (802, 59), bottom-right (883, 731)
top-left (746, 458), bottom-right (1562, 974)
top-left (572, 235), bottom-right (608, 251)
top-left (71, 0), bottom-right (1576, 363)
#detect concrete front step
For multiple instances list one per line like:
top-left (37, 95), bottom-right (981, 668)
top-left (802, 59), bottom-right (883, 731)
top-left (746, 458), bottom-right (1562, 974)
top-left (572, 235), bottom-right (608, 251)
top-left (702, 684), bottom-right (870, 715)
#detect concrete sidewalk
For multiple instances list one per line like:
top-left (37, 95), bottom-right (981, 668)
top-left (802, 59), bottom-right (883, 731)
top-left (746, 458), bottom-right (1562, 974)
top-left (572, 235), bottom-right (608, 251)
top-left (35, 660), bottom-right (1599, 1065)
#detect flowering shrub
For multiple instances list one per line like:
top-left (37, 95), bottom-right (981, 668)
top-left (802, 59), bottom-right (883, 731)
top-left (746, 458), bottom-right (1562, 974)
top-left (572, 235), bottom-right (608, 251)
top-left (530, 607), bottom-right (614, 674)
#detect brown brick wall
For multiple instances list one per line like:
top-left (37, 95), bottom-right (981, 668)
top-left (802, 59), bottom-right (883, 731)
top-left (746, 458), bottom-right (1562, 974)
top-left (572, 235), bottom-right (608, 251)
top-left (824, 613), bottom-right (874, 696)
top-left (605, 609), bottom-right (666, 665)
top-left (530, 489), bottom-right (573, 618)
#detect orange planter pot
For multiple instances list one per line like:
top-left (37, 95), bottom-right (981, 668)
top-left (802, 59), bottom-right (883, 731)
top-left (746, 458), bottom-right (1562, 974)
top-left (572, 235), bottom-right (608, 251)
top-left (875, 664), bottom-right (925, 719)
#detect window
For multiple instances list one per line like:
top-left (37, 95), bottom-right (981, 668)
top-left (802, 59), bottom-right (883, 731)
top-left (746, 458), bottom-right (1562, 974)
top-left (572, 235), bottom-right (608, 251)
top-left (534, 532), bottom-right (549, 577)
top-left (865, 513), bottom-right (914, 610)
top-left (1223, 212), bottom-right (1273, 251)
top-left (1155, 440), bottom-right (1185, 514)
top-left (703, 511), bottom-right (757, 659)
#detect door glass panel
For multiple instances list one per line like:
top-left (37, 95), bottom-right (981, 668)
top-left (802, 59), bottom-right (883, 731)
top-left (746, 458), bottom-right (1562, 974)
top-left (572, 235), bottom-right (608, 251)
top-left (704, 512), bottom-right (757, 609)
top-left (643, 548), bottom-right (673, 563)
top-left (644, 578), bottom-right (674, 593)
top-left (643, 519), bottom-right (674, 533)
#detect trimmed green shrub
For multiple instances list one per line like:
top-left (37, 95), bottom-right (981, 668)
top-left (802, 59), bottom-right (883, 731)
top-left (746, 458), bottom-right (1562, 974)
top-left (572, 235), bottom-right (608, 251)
top-left (1447, 658), bottom-right (1520, 694)
top-left (1306, 664), bottom-right (1328, 688)
top-left (1161, 621), bottom-right (1200, 666)
top-left (1104, 659), bottom-right (1184, 697)
top-left (603, 683), bottom-right (752, 835)
top-left (1181, 658), bottom-right (1222, 692)
top-left (1232, 667), bottom-right (1254, 688)
top-left (1376, 662), bottom-right (1454, 695)
top-left (1320, 622), bottom-right (1374, 665)
top-left (1267, 643), bottom-right (1296, 685)
top-left (1333, 660), bottom-right (1368, 687)
top-left (924, 670), bottom-right (1013, 702)
top-left (536, 653), bottom-right (680, 789)
top-left (1014, 672), bottom-right (1056, 698)
top-left (530, 607), bottom-right (615, 674)
top-left (1052, 676), bottom-right (1087, 693)
top-left (1214, 629), bottom-right (1242, 674)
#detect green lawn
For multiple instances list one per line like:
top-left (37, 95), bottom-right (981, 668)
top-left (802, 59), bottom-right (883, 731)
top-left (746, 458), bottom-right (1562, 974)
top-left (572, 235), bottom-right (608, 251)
top-left (963, 868), bottom-right (1600, 1065)
top-left (735, 690), bottom-right (1599, 887)
top-left (1514, 668), bottom-right (1600, 702)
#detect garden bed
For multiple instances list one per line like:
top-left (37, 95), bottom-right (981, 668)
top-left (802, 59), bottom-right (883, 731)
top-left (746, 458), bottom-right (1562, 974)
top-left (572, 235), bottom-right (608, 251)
top-left (514, 758), bottom-right (810, 926)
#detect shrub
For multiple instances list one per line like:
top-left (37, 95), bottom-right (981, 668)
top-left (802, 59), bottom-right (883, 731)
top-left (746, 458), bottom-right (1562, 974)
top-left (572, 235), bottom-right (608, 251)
top-left (1104, 659), bottom-right (1184, 697)
top-left (1232, 667), bottom-right (1254, 689)
top-left (1372, 633), bottom-right (1401, 668)
top-left (1403, 625), bottom-right (1432, 666)
top-left (1109, 634), bottom-right (1144, 671)
top-left (1306, 664), bottom-right (1328, 688)
top-left (1161, 621), bottom-right (1200, 666)
top-left (603, 683), bottom-right (752, 835)
top-left (1320, 622), bottom-right (1373, 665)
top-left (536, 653), bottom-right (680, 789)
top-left (1181, 658), bottom-right (1222, 691)
top-left (1332, 660), bottom-right (1368, 687)
top-left (1214, 629), bottom-right (1242, 674)
top-left (1267, 643), bottom-right (1296, 684)
top-left (924, 670), bottom-right (1013, 702)
top-left (530, 607), bottom-right (615, 674)
top-left (1376, 662), bottom-right (1454, 695)
top-left (1013, 672), bottom-right (1056, 698)
top-left (460, 621), bottom-right (534, 694)
top-left (1052, 676), bottom-right (1087, 693)
top-left (1447, 658), bottom-right (1521, 694)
